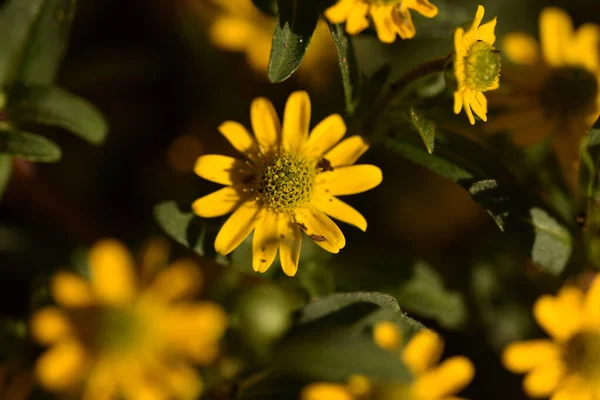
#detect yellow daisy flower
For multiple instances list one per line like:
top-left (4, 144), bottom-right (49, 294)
top-left (503, 274), bottom-right (600, 399)
top-left (30, 239), bottom-right (227, 400)
top-left (452, 5), bottom-right (500, 125)
top-left (301, 321), bottom-right (475, 400)
top-left (204, 0), bottom-right (336, 86)
top-left (486, 8), bottom-right (600, 188)
top-left (324, 0), bottom-right (438, 43)
top-left (192, 91), bottom-right (382, 277)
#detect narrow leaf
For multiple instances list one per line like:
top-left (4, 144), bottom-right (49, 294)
top-left (9, 85), bottom-right (108, 145)
top-left (0, 155), bottom-right (12, 199)
top-left (0, 130), bottom-right (60, 162)
top-left (328, 23), bottom-right (361, 114)
top-left (409, 108), bottom-right (435, 154)
top-left (267, 0), bottom-right (318, 83)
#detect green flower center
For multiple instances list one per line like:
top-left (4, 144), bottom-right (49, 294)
top-left (563, 331), bottom-right (600, 380)
top-left (464, 41), bottom-right (501, 91)
top-left (256, 152), bottom-right (315, 213)
top-left (97, 307), bottom-right (143, 351)
top-left (539, 67), bottom-right (598, 116)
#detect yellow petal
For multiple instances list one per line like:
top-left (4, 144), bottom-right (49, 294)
top-left (301, 383), bottom-right (353, 400)
top-left (324, 136), bottom-right (369, 168)
top-left (478, 17), bottom-right (497, 44)
top-left (584, 275), bottom-right (600, 324)
top-left (346, 374), bottom-right (372, 397)
top-left (453, 92), bottom-right (463, 115)
top-left (411, 0), bottom-right (438, 18)
top-left (312, 191), bottom-right (367, 231)
top-left (30, 307), bottom-right (71, 345)
top-left (324, 0), bottom-right (355, 24)
top-left (540, 7), bottom-right (573, 66)
top-left (194, 155), bottom-right (250, 186)
top-left (51, 272), bottom-right (95, 307)
top-left (81, 360), bottom-right (118, 400)
top-left (470, 5), bottom-right (485, 31)
top-left (215, 201), bottom-right (263, 255)
top-left (192, 186), bottom-right (247, 218)
top-left (534, 286), bottom-right (584, 341)
top-left (502, 33), bottom-right (541, 65)
top-left (209, 17), bottom-right (252, 51)
top-left (137, 237), bottom-right (170, 283)
top-left (502, 339), bottom-right (561, 373)
top-left (89, 239), bottom-right (137, 305)
top-left (570, 24), bottom-right (600, 71)
top-left (162, 364), bottom-right (203, 400)
top-left (391, 6), bottom-right (416, 40)
top-left (146, 258), bottom-right (202, 302)
top-left (551, 381), bottom-right (595, 400)
top-left (403, 330), bottom-right (444, 375)
top-left (304, 114), bottom-right (347, 159)
top-left (345, 2), bottom-right (369, 35)
top-left (35, 340), bottom-right (88, 391)
top-left (295, 206), bottom-right (345, 253)
top-left (316, 165), bottom-right (383, 196)
top-left (454, 28), bottom-right (466, 56)
top-left (282, 91), bottom-right (311, 152)
top-left (523, 359), bottom-right (566, 397)
top-left (373, 321), bottom-right (402, 351)
top-left (371, 5), bottom-right (396, 43)
top-left (218, 121), bottom-right (259, 159)
top-left (469, 92), bottom-right (488, 122)
top-left (279, 217), bottom-right (302, 276)
top-left (252, 211), bottom-right (281, 273)
top-left (251, 97), bottom-right (281, 154)
top-left (411, 356), bottom-right (475, 399)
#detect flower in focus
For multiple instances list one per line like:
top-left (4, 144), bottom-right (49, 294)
top-left (193, 91), bottom-right (382, 277)
top-left (452, 5), bottom-right (500, 125)
top-left (503, 275), bottom-right (600, 399)
top-left (30, 239), bottom-right (227, 399)
top-left (324, 0), bottom-right (438, 43)
top-left (203, 0), bottom-right (336, 86)
top-left (486, 8), bottom-right (600, 188)
top-left (301, 321), bottom-right (475, 400)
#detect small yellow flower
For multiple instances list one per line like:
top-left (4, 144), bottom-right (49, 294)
top-left (30, 239), bottom-right (227, 400)
top-left (503, 275), bottom-right (600, 399)
top-left (325, 0), bottom-right (438, 43)
top-left (486, 8), bottom-right (600, 189)
top-left (301, 322), bottom-right (474, 400)
top-left (452, 5), bottom-right (500, 125)
top-left (193, 91), bottom-right (382, 277)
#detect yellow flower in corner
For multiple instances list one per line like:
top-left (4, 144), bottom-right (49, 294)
top-left (503, 275), bottom-right (600, 399)
top-left (486, 8), bottom-right (600, 189)
top-left (453, 5), bottom-right (500, 125)
top-left (324, 0), bottom-right (438, 43)
top-left (30, 239), bottom-right (227, 400)
top-left (301, 322), bottom-right (475, 400)
top-left (193, 91), bottom-right (382, 277)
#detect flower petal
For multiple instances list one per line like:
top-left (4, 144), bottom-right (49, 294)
top-left (470, 92), bottom-right (488, 122)
top-left (402, 330), bottom-right (444, 375)
top-left (209, 16), bottom-right (252, 51)
top-left (413, 0), bottom-right (438, 18)
top-left (251, 97), bottom-right (281, 154)
top-left (324, 0), bottom-right (355, 24)
top-left (192, 186), bottom-right (248, 218)
top-left (462, 91), bottom-right (476, 125)
top-left (392, 6), bottom-right (416, 39)
top-left (215, 201), bottom-right (263, 255)
top-left (282, 91), bottom-right (311, 152)
top-left (523, 359), bottom-right (566, 397)
top-left (453, 91), bottom-right (464, 114)
top-left (503, 339), bottom-right (561, 373)
top-left (316, 165), bottom-right (382, 196)
top-left (279, 216), bottom-right (302, 277)
top-left (295, 206), bottom-right (345, 253)
top-left (51, 272), bottom-right (95, 307)
top-left (218, 121), bottom-right (259, 159)
top-left (373, 321), bottom-right (402, 351)
top-left (470, 5), bottom-right (485, 31)
top-left (534, 286), bottom-right (584, 341)
top-left (304, 114), bottom-right (347, 159)
top-left (540, 7), bottom-right (573, 66)
top-left (324, 136), bottom-right (369, 168)
top-left (345, 2), bottom-right (369, 35)
top-left (570, 23), bottom-right (600, 70)
top-left (371, 5), bottom-right (396, 43)
top-left (81, 361), bottom-right (118, 400)
top-left (147, 258), bottom-right (203, 302)
top-left (252, 211), bottom-right (280, 273)
top-left (584, 275), bottom-right (600, 324)
top-left (502, 33), bottom-right (541, 65)
top-left (30, 307), bottom-right (72, 345)
top-left (312, 191), bottom-right (367, 231)
top-left (89, 239), bottom-right (138, 305)
top-left (194, 155), bottom-right (250, 186)
top-left (301, 383), bottom-right (353, 400)
top-left (35, 339), bottom-right (88, 391)
top-left (411, 356), bottom-right (475, 399)
top-left (478, 17), bottom-right (497, 44)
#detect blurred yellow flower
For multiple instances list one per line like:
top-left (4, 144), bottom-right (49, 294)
top-left (486, 8), bottom-right (600, 188)
top-left (206, 0), bottom-right (336, 86)
top-left (193, 91), bottom-right (382, 277)
top-left (30, 239), bottom-right (227, 400)
top-left (503, 275), bottom-right (600, 399)
top-left (453, 5), bottom-right (500, 125)
top-left (0, 365), bottom-right (33, 400)
top-left (301, 322), bottom-right (474, 400)
top-left (324, 0), bottom-right (438, 43)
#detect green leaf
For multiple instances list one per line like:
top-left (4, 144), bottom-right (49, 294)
top-left (0, 155), bottom-right (11, 199)
top-left (386, 130), bottom-right (573, 275)
top-left (0, 129), bottom-right (60, 161)
top-left (328, 23), bottom-right (361, 115)
top-left (409, 108), bottom-right (435, 154)
top-left (267, 0), bottom-right (319, 83)
top-left (9, 85), bottom-right (108, 145)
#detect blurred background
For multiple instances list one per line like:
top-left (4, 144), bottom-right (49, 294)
top-left (2, 0), bottom-right (600, 398)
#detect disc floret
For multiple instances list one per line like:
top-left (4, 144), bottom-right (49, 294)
top-left (464, 41), bottom-right (501, 91)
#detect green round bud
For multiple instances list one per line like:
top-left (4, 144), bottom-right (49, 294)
top-left (464, 41), bottom-right (501, 91)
